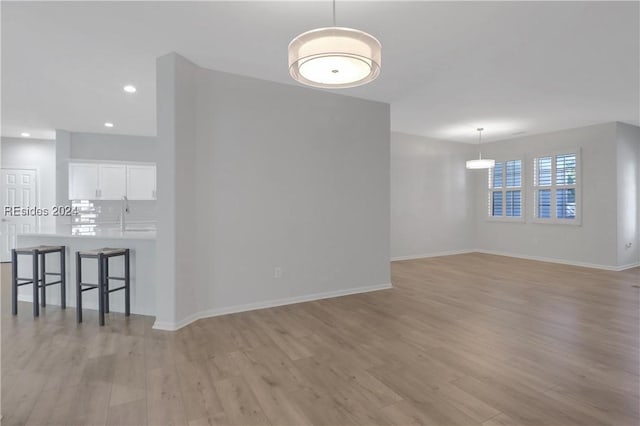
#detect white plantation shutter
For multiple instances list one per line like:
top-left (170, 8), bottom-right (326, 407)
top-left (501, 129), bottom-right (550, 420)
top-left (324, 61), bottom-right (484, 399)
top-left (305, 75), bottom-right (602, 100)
top-left (488, 159), bottom-right (522, 219)
top-left (533, 152), bottom-right (580, 224)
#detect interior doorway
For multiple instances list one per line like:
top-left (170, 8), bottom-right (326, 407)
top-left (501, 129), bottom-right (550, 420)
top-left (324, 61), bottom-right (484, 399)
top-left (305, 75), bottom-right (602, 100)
top-left (0, 168), bottom-right (38, 262)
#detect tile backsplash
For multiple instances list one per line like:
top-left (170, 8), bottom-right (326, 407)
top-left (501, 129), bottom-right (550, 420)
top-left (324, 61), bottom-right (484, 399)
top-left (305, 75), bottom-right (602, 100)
top-left (70, 200), bottom-right (157, 226)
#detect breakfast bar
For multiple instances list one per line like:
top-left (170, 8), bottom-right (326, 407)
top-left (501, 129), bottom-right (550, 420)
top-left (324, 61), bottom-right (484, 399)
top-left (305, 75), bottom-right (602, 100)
top-left (16, 226), bottom-right (156, 316)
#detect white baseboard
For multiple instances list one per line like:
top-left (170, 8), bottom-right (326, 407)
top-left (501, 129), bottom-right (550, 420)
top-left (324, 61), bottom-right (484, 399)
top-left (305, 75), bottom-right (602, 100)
top-left (153, 314), bottom-right (200, 332)
top-left (152, 282), bottom-right (393, 331)
top-left (18, 295), bottom-right (67, 303)
top-left (391, 249), bottom-right (637, 272)
top-left (391, 249), bottom-right (474, 262)
top-left (16, 295), bottom-right (147, 314)
top-left (473, 249), bottom-right (634, 271)
top-left (610, 261), bottom-right (640, 271)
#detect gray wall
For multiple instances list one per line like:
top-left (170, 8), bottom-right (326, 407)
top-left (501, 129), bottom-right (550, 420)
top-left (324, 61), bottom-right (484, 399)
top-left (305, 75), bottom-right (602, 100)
top-left (616, 122), bottom-right (640, 267)
top-left (474, 122), bottom-right (619, 268)
top-left (156, 53), bottom-right (391, 329)
top-left (155, 52), bottom-right (197, 327)
top-left (1, 137), bottom-right (57, 229)
top-left (390, 132), bottom-right (474, 259)
top-left (155, 53), bottom-right (181, 327)
top-left (69, 132), bottom-right (156, 162)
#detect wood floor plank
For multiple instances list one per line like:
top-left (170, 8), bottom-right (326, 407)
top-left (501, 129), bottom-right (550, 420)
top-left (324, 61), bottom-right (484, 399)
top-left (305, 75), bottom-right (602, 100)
top-left (230, 350), bottom-right (313, 426)
top-left (379, 399), bottom-right (481, 426)
top-left (64, 381), bottom-right (112, 426)
top-left (175, 358), bottom-right (225, 424)
top-left (213, 376), bottom-right (271, 426)
top-left (109, 350), bottom-right (147, 406)
top-left (482, 413), bottom-right (520, 426)
top-left (146, 366), bottom-right (189, 426)
top-left (2, 369), bottom-right (48, 426)
top-left (106, 399), bottom-right (147, 426)
top-left (431, 382), bottom-right (501, 423)
top-left (450, 372), bottom-right (606, 426)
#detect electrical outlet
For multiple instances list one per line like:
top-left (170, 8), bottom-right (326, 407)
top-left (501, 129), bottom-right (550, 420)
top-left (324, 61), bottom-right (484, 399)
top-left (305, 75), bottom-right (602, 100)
top-left (274, 267), bottom-right (282, 279)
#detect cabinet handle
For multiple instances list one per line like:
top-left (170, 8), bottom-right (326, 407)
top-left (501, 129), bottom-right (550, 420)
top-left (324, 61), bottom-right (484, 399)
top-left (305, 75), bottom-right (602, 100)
top-left (95, 189), bottom-right (99, 198)
top-left (152, 190), bottom-right (156, 199)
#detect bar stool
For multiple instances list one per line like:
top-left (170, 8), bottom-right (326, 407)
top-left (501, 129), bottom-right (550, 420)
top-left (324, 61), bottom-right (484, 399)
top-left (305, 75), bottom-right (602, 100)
top-left (12, 245), bottom-right (66, 317)
top-left (76, 248), bottom-right (130, 325)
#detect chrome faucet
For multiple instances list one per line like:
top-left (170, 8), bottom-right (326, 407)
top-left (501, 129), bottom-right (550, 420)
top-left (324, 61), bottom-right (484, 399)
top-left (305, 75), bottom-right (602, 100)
top-left (119, 196), bottom-right (130, 232)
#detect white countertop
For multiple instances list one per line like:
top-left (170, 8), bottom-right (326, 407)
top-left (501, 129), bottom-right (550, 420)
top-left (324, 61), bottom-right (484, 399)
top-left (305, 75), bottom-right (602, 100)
top-left (20, 225), bottom-right (156, 240)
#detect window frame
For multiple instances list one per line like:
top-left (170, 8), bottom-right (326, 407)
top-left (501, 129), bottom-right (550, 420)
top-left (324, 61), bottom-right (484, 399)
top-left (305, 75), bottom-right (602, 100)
top-left (531, 149), bottom-right (582, 226)
top-left (487, 158), bottom-right (525, 222)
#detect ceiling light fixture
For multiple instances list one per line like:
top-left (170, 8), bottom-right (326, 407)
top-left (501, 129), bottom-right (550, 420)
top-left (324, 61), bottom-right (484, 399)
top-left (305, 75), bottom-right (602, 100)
top-left (20, 132), bottom-right (30, 137)
top-left (288, 0), bottom-right (381, 89)
top-left (104, 122), bottom-right (114, 128)
top-left (466, 128), bottom-right (495, 169)
top-left (123, 85), bottom-right (137, 93)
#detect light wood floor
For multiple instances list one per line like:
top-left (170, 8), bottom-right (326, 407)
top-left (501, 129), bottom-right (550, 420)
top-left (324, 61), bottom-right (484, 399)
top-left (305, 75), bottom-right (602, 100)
top-left (1, 253), bottom-right (639, 426)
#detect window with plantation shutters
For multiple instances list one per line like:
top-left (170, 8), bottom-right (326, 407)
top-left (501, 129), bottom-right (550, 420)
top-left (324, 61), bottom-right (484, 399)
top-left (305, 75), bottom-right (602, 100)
top-left (488, 159), bottom-right (523, 220)
top-left (533, 151), bottom-right (580, 224)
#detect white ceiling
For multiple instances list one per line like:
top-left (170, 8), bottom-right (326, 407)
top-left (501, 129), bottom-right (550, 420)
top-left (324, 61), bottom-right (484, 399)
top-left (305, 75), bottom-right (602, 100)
top-left (2, 1), bottom-right (638, 142)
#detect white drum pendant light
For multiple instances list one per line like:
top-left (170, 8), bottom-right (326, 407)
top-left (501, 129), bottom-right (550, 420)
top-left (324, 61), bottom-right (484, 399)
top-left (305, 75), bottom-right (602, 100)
top-left (288, 0), bottom-right (381, 89)
top-left (466, 128), bottom-right (495, 169)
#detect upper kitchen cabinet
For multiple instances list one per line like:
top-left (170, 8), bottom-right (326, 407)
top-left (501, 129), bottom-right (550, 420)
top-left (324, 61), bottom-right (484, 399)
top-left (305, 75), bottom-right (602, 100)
top-left (68, 162), bottom-right (156, 200)
top-left (68, 163), bottom-right (100, 200)
top-left (98, 164), bottom-right (127, 200)
top-left (126, 165), bottom-right (156, 200)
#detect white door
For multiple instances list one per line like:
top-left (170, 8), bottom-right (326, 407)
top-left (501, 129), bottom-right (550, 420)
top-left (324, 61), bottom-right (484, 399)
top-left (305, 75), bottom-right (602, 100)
top-left (69, 163), bottom-right (99, 200)
top-left (1, 169), bottom-right (37, 261)
top-left (126, 165), bottom-right (156, 200)
top-left (98, 164), bottom-right (127, 200)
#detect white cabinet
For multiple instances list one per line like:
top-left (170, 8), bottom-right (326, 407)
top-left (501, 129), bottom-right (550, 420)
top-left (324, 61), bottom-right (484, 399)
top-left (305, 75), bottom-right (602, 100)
top-left (69, 163), bottom-right (99, 200)
top-left (98, 164), bottom-right (127, 200)
top-left (127, 165), bottom-right (156, 200)
top-left (69, 162), bottom-right (156, 200)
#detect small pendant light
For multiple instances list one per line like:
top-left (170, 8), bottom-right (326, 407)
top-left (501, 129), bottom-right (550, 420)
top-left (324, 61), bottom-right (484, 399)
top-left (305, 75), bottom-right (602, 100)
top-left (466, 127), bottom-right (495, 169)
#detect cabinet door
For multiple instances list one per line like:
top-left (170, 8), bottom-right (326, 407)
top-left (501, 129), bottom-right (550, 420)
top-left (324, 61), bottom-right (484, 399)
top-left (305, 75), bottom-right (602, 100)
top-left (68, 163), bottom-right (99, 200)
top-left (98, 164), bottom-right (127, 200)
top-left (126, 165), bottom-right (156, 200)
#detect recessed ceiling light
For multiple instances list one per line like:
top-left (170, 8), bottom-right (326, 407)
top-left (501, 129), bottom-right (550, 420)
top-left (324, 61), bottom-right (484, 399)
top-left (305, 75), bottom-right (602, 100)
top-left (104, 122), bottom-right (114, 128)
top-left (123, 85), bottom-right (136, 93)
top-left (20, 132), bottom-right (30, 137)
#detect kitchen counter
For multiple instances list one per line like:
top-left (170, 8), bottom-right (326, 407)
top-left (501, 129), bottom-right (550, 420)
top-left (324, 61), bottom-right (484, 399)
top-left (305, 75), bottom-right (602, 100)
top-left (16, 225), bottom-right (156, 316)
top-left (21, 224), bottom-right (156, 240)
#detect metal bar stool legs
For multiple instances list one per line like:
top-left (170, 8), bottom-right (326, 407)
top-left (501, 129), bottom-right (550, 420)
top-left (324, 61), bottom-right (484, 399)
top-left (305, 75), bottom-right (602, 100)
top-left (10, 248), bottom-right (39, 316)
top-left (32, 251), bottom-right (39, 316)
top-left (124, 249), bottom-right (130, 316)
top-left (11, 249), bottom-right (18, 315)
top-left (103, 254), bottom-right (109, 314)
top-left (60, 249), bottom-right (66, 309)
top-left (98, 253), bottom-right (105, 326)
top-left (40, 252), bottom-right (46, 307)
top-left (77, 248), bottom-right (130, 326)
top-left (11, 245), bottom-right (66, 318)
top-left (76, 251), bottom-right (83, 323)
